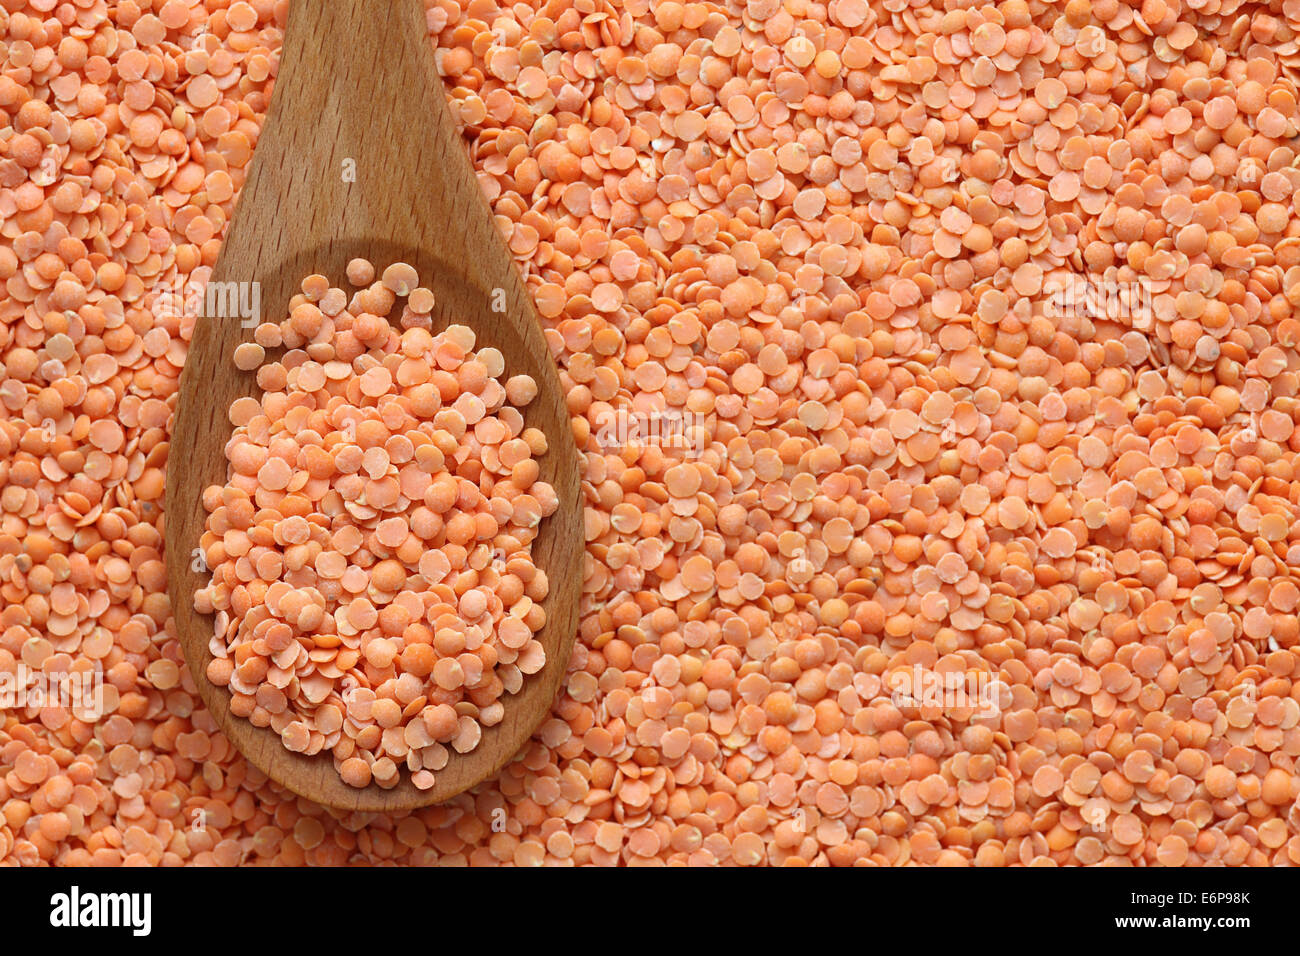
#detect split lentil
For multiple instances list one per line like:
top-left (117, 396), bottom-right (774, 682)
top-left (2, 0), bottom-right (1300, 866)
top-left (194, 264), bottom-right (555, 790)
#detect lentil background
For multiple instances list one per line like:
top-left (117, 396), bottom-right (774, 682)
top-left (3, 0), bottom-right (1300, 866)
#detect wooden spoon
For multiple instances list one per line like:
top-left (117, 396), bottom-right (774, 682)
top-left (164, 0), bottom-right (582, 812)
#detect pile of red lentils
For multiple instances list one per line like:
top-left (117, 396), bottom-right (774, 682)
top-left (3, 0), bottom-right (1300, 865)
top-left (197, 264), bottom-right (557, 791)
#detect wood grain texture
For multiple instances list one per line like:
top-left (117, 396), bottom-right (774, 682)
top-left (164, 0), bottom-right (582, 812)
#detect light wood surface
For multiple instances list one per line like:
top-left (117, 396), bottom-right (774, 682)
top-left (164, 0), bottom-right (582, 812)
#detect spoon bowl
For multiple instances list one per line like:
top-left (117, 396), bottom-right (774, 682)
top-left (164, 0), bottom-right (582, 812)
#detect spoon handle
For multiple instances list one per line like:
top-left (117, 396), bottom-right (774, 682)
top-left (235, 0), bottom-right (528, 310)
